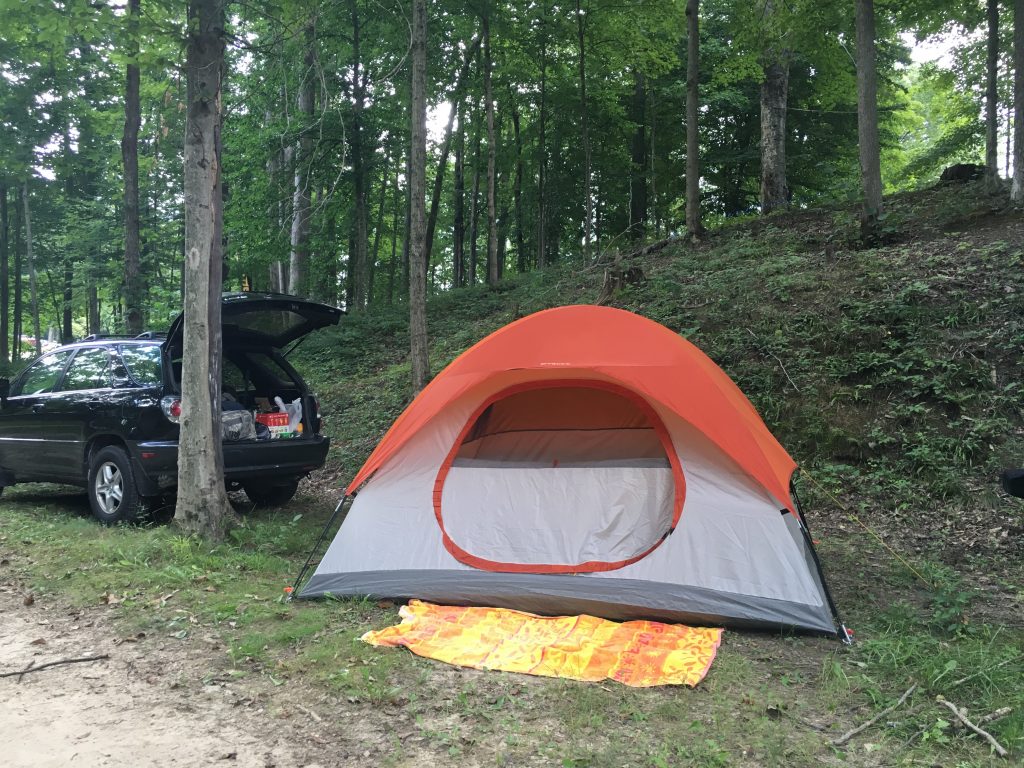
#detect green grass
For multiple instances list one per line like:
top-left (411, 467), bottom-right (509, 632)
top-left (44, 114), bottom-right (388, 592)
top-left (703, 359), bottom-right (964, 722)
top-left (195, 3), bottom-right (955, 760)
top-left (2, 181), bottom-right (1023, 765)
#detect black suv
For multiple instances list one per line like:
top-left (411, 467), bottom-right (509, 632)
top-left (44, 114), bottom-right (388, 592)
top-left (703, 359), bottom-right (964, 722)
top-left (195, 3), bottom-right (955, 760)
top-left (0, 292), bottom-right (342, 523)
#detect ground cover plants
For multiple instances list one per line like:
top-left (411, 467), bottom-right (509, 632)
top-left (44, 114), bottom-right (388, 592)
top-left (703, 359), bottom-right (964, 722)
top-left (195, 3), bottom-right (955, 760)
top-left (2, 182), bottom-right (1022, 766)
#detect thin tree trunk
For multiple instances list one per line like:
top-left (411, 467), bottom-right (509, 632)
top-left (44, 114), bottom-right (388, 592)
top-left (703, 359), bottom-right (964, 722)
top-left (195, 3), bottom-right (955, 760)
top-left (368, 147), bottom-right (391, 305)
top-left (12, 196), bottom-right (22, 364)
top-left (62, 261), bottom-right (72, 342)
top-left (409, 0), bottom-right (430, 391)
top-left (289, 21), bottom-right (316, 297)
top-left (685, 0), bottom-right (704, 238)
top-left (985, 0), bottom-right (1000, 189)
top-left (401, 151), bottom-right (411, 297)
top-left (88, 283), bottom-right (99, 334)
top-left (453, 105), bottom-right (466, 288)
top-left (760, 50), bottom-right (789, 212)
top-left (0, 184), bottom-right (7, 363)
top-left (22, 184), bottom-right (40, 355)
top-left (483, 14), bottom-right (498, 285)
top-left (650, 86), bottom-right (659, 236)
top-left (855, 0), bottom-right (884, 225)
top-left (575, 0), bottom-right (593, 257)
top-left (1012, 0), bottom-right (1024, 203)
top-left (469, 99), bottom-right (482, 285)
top-left (425, 35), bottom-right (482, 266)
top-left (349, 0), bottom-right (370, 310)
top-left (123, 0), bottom-right (143, 334)
top-left (537, 4), bottom-right (548, 269)
top-left (267, 110), bottom-right (287, 293)
top-left (629, 71), bottom-right (648, 239)
top-left (512, 103), bottom-right (525, 272)
top-left (387, 162), bottom-right (401, 305)
top-left (174, 0), bottom-right (232, 541)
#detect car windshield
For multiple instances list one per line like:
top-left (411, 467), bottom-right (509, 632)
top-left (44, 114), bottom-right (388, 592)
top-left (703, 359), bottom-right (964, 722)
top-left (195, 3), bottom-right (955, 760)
top-left (119, 344), bottom-right (162, 387)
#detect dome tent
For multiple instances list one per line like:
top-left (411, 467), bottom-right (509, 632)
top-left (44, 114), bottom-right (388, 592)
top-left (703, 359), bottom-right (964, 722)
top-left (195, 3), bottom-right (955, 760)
top-left (296, 306), bottom-right (843, 635)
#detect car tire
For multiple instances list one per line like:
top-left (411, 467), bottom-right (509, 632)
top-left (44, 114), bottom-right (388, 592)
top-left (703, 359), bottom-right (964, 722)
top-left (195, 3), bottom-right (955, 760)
top-left (88, 446), bottom-right (143, 524)
top-left (243, 480), bottom-right (299, 508)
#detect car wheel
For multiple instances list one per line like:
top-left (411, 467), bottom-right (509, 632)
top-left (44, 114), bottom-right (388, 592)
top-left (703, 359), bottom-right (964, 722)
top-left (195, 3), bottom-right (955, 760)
top-left (243, 480), bottom-right (299, 508)
top-left (88, 446), bottom-right (142, 524)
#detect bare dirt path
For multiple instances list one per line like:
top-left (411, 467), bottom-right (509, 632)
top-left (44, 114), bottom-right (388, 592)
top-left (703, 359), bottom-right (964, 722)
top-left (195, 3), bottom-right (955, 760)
top-left (0, 585), bottom-right (322, 768)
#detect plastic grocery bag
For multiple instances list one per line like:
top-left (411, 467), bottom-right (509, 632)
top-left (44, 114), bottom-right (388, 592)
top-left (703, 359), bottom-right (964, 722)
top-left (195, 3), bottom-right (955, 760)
top-left (274, 396), bottom-right (304, 432)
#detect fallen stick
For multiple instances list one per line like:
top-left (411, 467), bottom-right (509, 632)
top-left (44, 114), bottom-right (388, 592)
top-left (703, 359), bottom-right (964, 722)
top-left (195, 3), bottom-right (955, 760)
top-left (832, 683), bottom-right (917, 746)
top-left (936, 696), bottom-right (1009, 757)
top-left (0, 654), bottom-right (110, 681)
top-left (950, 657), bottom-right (1019, 688)
top-left (977, 707), bottom-right (1013, 726)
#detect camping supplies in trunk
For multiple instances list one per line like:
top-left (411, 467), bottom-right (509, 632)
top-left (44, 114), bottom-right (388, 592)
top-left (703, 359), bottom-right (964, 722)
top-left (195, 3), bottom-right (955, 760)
top-left (221, 409), bottom-right (257, 441)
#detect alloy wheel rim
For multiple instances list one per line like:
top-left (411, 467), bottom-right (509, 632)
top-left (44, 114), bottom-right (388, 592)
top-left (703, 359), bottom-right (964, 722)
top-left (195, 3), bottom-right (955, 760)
top-left (94, 461), bottom-right (124, 515)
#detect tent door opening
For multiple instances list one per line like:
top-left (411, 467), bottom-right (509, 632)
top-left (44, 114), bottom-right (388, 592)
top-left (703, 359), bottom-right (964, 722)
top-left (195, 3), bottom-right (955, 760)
top-left (434, 382), bottom-right (685, 573)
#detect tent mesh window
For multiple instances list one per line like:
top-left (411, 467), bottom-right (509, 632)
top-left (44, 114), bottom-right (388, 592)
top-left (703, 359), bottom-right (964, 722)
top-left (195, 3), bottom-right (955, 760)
top-left (439, 384), bottom-right (681, 572)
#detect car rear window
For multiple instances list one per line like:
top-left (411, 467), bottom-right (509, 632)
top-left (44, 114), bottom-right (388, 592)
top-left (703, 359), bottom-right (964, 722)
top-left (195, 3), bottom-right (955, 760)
top-left (119, 345), bottom-right (163, 387)
top-left (60, 347), bottom-right (112, 391)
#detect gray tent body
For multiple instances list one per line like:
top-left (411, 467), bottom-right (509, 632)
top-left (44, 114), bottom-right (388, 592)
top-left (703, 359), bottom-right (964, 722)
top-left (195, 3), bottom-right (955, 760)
top-left (298, 379), bottom-right (839, 636)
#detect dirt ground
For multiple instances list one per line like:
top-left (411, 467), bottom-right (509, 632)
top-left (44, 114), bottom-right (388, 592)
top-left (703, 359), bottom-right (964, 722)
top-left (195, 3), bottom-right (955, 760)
top-left (0, 585), bottom-right (332, 767)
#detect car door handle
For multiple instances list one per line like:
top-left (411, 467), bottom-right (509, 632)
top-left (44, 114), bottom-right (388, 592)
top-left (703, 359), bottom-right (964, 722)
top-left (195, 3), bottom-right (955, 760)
top-left (31, 403), bottom-right (45, 413)
top-left (86, 400), bottom-right (103, 410)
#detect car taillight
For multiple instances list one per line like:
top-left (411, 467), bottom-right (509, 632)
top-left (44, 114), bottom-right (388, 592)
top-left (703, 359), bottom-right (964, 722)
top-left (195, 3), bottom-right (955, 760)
top-left (161, 395), bottom-right (182, 423)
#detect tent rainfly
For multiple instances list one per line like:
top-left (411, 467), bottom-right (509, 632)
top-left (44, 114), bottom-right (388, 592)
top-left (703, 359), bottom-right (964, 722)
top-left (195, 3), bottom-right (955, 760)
top-left (296, 306), bottom-right (845, 637)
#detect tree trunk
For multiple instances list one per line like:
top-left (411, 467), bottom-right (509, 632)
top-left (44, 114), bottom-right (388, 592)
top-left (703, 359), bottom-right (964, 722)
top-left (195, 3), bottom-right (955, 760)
top-left (985, 0), bottom-right (1000, 190)
top-left (650, 85), bottom-right (659, 236)
top-left (409, 0), bottom-right (430, 391)
top-left (453, 106), bottom-right (466, 288)
top-left (369, 147), bottom-right (391, 305)
top-left (123, 0), bottom-right (143, 334)
top-left (289, 21), bottom-right (316, 297)
top-left (387, 162), bottom-right (401, 305)
top-left (62, 261), bottom-right (73, 341)
top-left (575, 0), bottom-right (593, 257)
top-left (469, 100), bottom-right (482, 285)
top-left (425, 35), bottom-right (482, 267)
top-left (88, 283), bottom-right (99, 335)
top-left (12, 196), bottom-right (22, 364)
top-left (855, 0), bottom-right (883, 226)
top-left (267, 111), bottom-right (287, 293)
top-left (0, 184), bottom-right (8, 364)
top-left (537, 5), bottom-right (548, 270)
top-left (685, 0), bottom-right (704, 238)
top-left (174, 0), bottom-right (232, 541)
top-left (483, 14), bottom-right (499, 285)
top-left (629, 71), bottom-right (648, 239)
top-left (22, 184), bottom-right (40, 355)
top-left (512, 103), bottom-right (525, 272)
top-left (1012, 0), bottom-right (1024, 203)
top-left (760, 54), bottom-right (789, 212)
top-left (349, 0), bottom-right (370, 311)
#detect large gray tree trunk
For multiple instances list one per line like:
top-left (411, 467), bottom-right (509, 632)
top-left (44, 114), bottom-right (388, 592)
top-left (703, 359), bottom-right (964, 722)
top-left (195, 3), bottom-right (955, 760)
top-left (289, 21), bottom-right (316, 297)
top-left (174, 0), bottom-right (232, 540)
top-left (985, 0), bottom-right (1000, 190)
top-left (483, 14), bottom-right (499, 285)
top-left (855, 0), bottom-right (883, 227)
top-left (575, 0), bottom-right (593, 257)
top-left (349, 0), bottom-right (370, 310)
top-left (123, 0), bottom-right (143, 334)
top-left (409, 0), bottom-right (430, 391)
top-left (1012, 0), bottom-right (1024, 203)
top-left (684, 0), bottom-right (704, 239)
top-left (760, 55), bottom-right (789, 213)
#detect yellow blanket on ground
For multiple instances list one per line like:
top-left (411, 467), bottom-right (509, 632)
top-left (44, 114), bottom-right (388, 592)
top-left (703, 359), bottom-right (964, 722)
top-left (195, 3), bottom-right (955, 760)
top-left (361, 600), bottom-right (723, 688)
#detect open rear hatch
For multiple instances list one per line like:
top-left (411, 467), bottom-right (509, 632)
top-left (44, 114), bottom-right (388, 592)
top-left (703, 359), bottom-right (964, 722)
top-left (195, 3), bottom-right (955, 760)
top-left (166, 292), bottom-right (343, 355)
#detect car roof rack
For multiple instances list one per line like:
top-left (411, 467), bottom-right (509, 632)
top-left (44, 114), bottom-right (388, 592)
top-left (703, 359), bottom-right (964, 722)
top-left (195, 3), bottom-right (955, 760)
top-left (79, 332), bottom-right (167, 342)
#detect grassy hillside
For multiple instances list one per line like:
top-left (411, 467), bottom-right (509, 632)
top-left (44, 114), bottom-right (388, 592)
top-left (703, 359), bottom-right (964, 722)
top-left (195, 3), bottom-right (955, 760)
top-left (2, 181), bottom-right (1021, 767)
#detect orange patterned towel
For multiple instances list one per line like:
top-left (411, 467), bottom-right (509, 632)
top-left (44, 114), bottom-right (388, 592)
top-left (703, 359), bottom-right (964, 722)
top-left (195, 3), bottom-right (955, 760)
top-left (362, 600), bottom-right (723, 687)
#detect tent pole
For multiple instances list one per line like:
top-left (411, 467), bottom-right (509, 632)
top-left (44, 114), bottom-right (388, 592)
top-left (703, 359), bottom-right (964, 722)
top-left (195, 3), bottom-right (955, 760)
top-left (791, 478), bottom-right (852, 645)
top-left (289, 493), bottom-right (352, 600)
